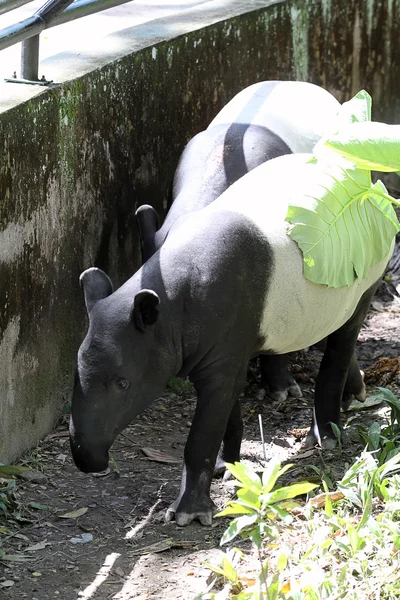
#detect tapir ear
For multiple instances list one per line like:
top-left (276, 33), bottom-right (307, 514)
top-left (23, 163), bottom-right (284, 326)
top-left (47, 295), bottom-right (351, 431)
top-left (132, 290), bottom-right (160, 331)
top-left (135, 205), bottom-right (159, 263)
top-left (79, 267), bottom-right (114, 314)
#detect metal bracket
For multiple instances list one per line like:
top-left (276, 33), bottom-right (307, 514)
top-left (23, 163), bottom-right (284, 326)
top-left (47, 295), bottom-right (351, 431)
top-left (4, 72), bottom-right (53, 85)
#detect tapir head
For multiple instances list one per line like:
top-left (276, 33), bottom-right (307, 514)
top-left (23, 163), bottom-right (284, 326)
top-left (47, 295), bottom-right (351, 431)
top-left (69, 267), bottom-right (175, 473)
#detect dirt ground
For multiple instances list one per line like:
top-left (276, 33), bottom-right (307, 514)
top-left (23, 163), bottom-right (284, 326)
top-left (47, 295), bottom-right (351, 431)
top-left (0, 292), bottom-right (399, 600)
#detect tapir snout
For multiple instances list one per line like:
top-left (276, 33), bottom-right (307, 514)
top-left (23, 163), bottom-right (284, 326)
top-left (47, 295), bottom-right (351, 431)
top-left (69, 434), bottom-right (110, 474)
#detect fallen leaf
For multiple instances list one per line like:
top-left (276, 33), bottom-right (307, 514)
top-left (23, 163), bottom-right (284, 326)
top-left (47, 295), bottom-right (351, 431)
top-left (20, 471), bottom-right (47, 484)
top-left (69, 533), bottom-right (93, 544)
top-left (0, 581), bottom-right (14, 588)
top-left (58, 507), bottom-right (88, 519)
top-left (129, 539), bottom-right (197, 556)
top-left (92, 468), bottom-right (111, 478)
top-left (29, 502), bottom-right (49, 511)
top-left (292, 449), bottom-right (318, 460)
top-left (141, 447), bottom-right (180, 464)
top-left (309, 491), bottom-right (345, 509)
top-left (1, 554), bottom-right (34, 562)
top-left (0, 465), bottom-right (28, 478)
top-left (345, 395), bottom-right (385, 412)
top-left (31, 572), bottom-right (42, 577)
top-left (46, 431), bottom-right (70, 439)
top-left (13, 533), bottom-right (29, 541)
top-left (24, 540), bottom-right (51, 552)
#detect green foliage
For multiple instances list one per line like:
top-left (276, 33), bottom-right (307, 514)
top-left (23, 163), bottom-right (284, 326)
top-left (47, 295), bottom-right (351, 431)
top-left (324, 122), bottom-right (400, 172)
top-left (216, 459), bottom-right (316, 549)
top-left (0, 480), bottom-right (18, 517)
top-left (357, 388), bottom-right (400, 464)
top-left (286, 90), bottom-right (400, 288)
top-left (198, 430), bottom-right (400, 599)
top-left (167, 376), bottom-right (194, 395)
top-left (197, 458), bottom-right (317, 599)
top-left (0, 465), bottom-right (28, 479)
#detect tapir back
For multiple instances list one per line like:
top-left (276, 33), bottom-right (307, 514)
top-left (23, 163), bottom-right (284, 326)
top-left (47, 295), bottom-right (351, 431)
top-left (164, 154), bottom-right (394, 356)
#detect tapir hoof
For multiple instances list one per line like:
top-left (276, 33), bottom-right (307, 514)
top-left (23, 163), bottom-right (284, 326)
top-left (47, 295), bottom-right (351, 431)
top-left (260, 381), bottom-right (303, 403)
top-left (165, 497), bottom-right (216, 527)
top-left (304, 426), bottom-right (339, 450)
top-left (342, 371), bottom-right (366, 410)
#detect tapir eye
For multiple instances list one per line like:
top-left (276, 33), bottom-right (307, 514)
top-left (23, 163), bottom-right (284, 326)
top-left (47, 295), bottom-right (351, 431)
top-left (115, 378), bottom-right (130, 392)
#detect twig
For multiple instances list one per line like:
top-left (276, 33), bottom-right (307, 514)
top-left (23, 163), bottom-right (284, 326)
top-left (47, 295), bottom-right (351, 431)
top-left (258, 414), bottom-right (267, 461)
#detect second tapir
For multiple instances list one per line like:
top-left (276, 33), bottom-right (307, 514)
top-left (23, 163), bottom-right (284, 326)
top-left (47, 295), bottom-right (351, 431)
top-left (70, 151), bottom-right (394, 526)
top-left (136, 80), bottom-right (344, 402)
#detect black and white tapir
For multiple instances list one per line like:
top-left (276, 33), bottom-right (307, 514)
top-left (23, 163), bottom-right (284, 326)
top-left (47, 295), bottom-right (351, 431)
top-left (136, 80), bottom-right (344, 402)
top-left (69, 83), bottom-right (391, 527)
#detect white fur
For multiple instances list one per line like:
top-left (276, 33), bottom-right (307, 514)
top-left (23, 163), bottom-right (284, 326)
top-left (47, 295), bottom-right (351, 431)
top-left (202, 154), bottom-right (395, 354)
top-left (208, 81), bottom-right (340, 153)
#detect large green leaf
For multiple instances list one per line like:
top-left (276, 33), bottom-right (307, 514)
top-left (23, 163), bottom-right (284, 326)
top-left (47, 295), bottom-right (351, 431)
top-left (335, 89), bottom-right (371, 126)
top-left (286, 159), bottom-right (399, 287)
top-left (314, 90), bottom-right (371, 158)
top-left (323, 121), bottom-right (400, 172)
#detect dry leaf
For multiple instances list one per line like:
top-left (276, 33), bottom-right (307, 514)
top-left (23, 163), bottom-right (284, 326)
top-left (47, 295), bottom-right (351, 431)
top-left (345, 395), bottom-right (385, 412)
top-left (58, 507), bottom-right (88, 519)
top-left (69, 533), bottom-right (93, 544)
top-left (24, 540), bottom-right (51, 552)
top-left (292, 449), bottom-right (318, 460)
top-left (129, 539), bottom-right (197, 555)
top-left (92, 467), bottom-right (111, 478)
top-left (309, 491), bottom-right (344, 509)
top-left (1, 554), bottom-right (34, 562)
top-left (141, 447), bottom-right (180, 464)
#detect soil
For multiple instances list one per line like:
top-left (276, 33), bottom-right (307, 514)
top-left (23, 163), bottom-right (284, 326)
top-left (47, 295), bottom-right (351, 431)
top-left (0, 292), bottom-right (399, 600)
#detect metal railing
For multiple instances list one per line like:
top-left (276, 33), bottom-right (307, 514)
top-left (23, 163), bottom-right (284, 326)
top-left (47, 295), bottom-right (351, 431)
top-left (0, 0), bottom-right (133, 83)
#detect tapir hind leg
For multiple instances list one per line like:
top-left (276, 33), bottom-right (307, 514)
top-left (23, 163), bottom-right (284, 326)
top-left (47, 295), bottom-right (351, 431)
top-left (165, 365), bottom-right (246, 527)
top-left (342, 351), bottom-right (366, 410)
top-left (306, 284), bottom-right (378, 449)
top-left (258, 354), bottom-right (302, 402)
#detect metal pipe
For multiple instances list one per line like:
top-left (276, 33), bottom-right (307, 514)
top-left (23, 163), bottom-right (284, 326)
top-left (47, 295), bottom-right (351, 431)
top-left (0, 15), bottom-right (44, 51)
top-left (0, 0), bottom-right (33, 17)
top-left (21, 33), bottom-right (39, 80)
top-left (0, 0), bottom-right (75, 77)
top-left (0, 0), bottom-right (128, 55)
top-left (36, 0), bottom-right (75, 24)
top-left (51, 0), bottom-right (132, 27)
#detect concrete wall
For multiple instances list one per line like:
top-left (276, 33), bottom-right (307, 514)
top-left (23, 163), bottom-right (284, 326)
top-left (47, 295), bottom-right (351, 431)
top-left (0, 0), bottom-right (399, 462)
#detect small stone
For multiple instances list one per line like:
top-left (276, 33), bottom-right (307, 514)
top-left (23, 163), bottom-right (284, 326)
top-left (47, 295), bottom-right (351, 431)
top-left (20, 471), bottom-right (47, 485)
top-left (69, 533), bottom-right (93, 544)
top-left (0, 581), bottom-right (15, 588)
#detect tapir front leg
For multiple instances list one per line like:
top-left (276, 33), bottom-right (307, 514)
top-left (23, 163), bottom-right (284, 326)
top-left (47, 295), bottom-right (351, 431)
top-left (306, 284), bottom-right (377, 449)
top-left (165, 365), bottom-right (246, 526)
top-left (214, 399), bottom-right (243, 475)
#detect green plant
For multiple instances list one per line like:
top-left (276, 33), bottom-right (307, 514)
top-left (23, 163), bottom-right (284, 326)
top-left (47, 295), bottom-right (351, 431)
top-left (0, 480), bottom-right (18, 516)
top-left (285, 90), bottom-right (400, 287)
top-left (357, 388), bottom-right (400, 464)
top-left (198, 448), bottom-right (400, 599)
top-left (197, 458), bottom-right (317, 599)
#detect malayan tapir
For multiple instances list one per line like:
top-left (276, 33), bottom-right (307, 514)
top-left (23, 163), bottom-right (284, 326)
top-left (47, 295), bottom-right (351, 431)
top-left (135, 81), bottom-right (364, 404)
top-left (69, 152), bottom-right (393, 527)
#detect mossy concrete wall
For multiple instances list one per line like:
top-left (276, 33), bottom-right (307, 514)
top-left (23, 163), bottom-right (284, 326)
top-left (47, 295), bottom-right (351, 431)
top-left (1, 0), bottom-right (399, 462)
